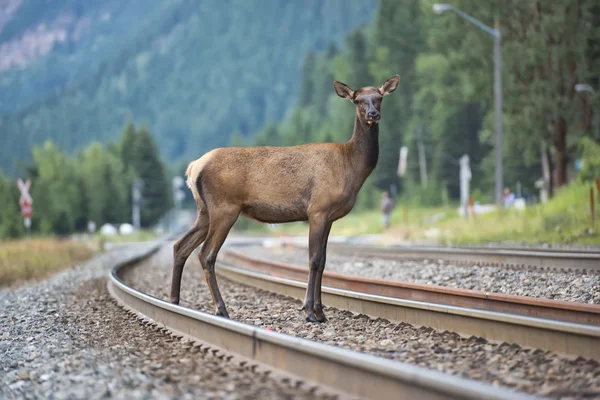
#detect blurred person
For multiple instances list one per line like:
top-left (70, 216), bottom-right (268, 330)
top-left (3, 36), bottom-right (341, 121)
top-left (381, 191), bottom-right (394, 229)
top-left (503, 187), bottom-right (515, 208)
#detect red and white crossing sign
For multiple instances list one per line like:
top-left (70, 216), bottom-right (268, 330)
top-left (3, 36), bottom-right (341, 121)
top-left (17, 178), bottom-right (33, 219)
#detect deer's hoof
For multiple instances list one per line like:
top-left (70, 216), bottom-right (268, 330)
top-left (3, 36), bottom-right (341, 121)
top-left (170, 297), bottom-right (180, 305)
top-left (314, 310), bottom-right (327, 323)
top-left (305, 314), bottom-right (319, 323)
top-left (215, 309), bottom-right (230, 319)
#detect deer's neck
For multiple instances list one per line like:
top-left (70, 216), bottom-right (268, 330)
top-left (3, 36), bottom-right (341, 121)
top-left (346, 115), bottom-right (379, 179)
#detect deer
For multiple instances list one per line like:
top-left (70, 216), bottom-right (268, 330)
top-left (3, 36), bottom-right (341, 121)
top-left (170, 74), bottom-right (400, 323)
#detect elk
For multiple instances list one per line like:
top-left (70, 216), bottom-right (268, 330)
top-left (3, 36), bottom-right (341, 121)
top-left (170, 74), bottom-right (400, 322)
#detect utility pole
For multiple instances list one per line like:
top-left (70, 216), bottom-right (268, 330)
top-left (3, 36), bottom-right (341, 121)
top-left (132, 178), bottom-right (144, 230)
top-left (493, 17), bottom-right (504, 207)
top-left (171, 176), bottom-right (186, 233)
top-left (397, 146), bottom-right (409, 178)
top-left (459, 155), bottom-right (471, 219)
top-left (416, 125), bottom-right (428, 188)
top-left (172, 176), bottom-right (185, 210)
top-left (433, 5), bottom-right (503, 206)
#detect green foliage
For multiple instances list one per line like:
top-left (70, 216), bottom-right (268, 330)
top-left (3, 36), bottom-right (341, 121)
top-left (0, 122), bottom-right (171, 238)
top-left (251, 0), bottom-right (599, 211)
top-left (77, 142), bottom-right (129, 226)
top-left (578, 137), bottom-right (600, 182)
top-left (423, 0), bottom-right (600, 189)
top-left (0, 0), bottom-right (377, 176)
top-left (132, 127), bottom-right (172, 227)
top-left (30, 141), bottom-right (86, 235)
top-left (0, 172), bottom-right (25, 239)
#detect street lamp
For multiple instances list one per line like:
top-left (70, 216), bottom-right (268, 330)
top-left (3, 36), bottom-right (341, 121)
top-left (433, 4), bottom-right (504, 207)
top-left (575, 83), bottom-right (595, 94)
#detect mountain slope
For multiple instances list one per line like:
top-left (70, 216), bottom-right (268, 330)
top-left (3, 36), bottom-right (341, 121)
top-left (0, 0), bottom-right (170, 112)
top-left (0, 0), bottom-right (377, 175)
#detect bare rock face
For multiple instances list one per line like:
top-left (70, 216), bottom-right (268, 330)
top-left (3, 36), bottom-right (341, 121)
top-left (0, 0), bottom-right (22, 33)
top-left (0, 4), bottom-right (92, 73)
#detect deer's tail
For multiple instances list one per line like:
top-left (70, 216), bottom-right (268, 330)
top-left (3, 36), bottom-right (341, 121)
top-left (185, 150), bottom-right (215, 203)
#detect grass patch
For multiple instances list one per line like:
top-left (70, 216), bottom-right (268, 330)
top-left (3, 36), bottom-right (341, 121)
top-left (0, 238), bottom-right (96, 287)
top-left (428, 181), bottom-right (599, 246)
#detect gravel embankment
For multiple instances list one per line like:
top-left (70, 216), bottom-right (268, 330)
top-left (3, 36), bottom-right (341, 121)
top-left (1, 242), bottom-right (330, 400)
top-left (237, 246), bottom-right (600, 304)
top-left (126, 243), bottom-right (600, 398)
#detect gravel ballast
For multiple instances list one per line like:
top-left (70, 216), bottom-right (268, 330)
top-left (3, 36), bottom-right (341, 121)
top-left (126, 243), bottom-right (600, 398)
top-left (237, 246), bottom-right (600, 304)
top-left (1, 242), bottom-right (330, 400)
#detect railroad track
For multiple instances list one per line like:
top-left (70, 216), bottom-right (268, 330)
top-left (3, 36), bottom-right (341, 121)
top-left (108, 240), bottom-right (538, 400)
top-left (319, 243), bottom-right (600, 272)
top-left (218, 248), bottom-right (600, 360)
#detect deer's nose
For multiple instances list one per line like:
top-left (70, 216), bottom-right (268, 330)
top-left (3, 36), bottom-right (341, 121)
top-left (367, 111), bottom-right (379, 119)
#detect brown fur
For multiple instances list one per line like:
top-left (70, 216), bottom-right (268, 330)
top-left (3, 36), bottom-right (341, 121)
top-left (171, 75), bottom-right (400, 322)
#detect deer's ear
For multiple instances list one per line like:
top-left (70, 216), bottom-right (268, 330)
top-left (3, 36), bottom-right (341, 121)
top-left (333, 81), bottom-right (354, 100)
top-left (379, 75), bottom-right (400, 96)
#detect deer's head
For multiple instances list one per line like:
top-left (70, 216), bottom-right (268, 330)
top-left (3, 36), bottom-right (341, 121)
top-left (333, 75), bottom-right (400, 124)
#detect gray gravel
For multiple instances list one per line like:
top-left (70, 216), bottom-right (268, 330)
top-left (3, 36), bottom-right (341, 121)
top-left (238, 246), bottom-right (600, 304)
top-left (1, 241), bottom-right (330, 400)
top-left (126, 243), bottom-right (600, 398)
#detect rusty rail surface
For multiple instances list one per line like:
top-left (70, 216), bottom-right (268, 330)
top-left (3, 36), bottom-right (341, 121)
top-left (221, 249), bottom-right (600, 326)
top-left (219, 249), bottom-right (600, 359)
top-left (107, 242), bottom-right (536, 400)
top-left (320, 243), bottom-right (600, 272)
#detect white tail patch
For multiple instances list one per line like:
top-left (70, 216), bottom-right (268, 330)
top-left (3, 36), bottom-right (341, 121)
top-left (185, 150), bottom-right (216, 202)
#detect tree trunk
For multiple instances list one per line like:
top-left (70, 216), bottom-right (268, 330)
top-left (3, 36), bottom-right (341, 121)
top-left (541, 141), bottom-right (554, 199)
top-left (552, 116), bottom-right (568, 187)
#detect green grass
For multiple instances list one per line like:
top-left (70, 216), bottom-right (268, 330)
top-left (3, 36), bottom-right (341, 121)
top-left (232, 181), bottom-right (600, 246)
top-left (433, 181), bottom-right (598, 246)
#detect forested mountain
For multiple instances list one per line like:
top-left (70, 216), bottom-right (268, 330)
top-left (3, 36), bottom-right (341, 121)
top-left (0, 0), bottom-right (376, 175)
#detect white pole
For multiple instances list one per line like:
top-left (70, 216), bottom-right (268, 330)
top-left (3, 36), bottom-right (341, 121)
top-left (417, 126), bottom-right (428, 188)
top-left (132, 179), bottom-right (143, 230)
top-left (459, 155), bottom-right (471, 219)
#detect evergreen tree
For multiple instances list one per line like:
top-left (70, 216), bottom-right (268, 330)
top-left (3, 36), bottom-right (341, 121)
top-left (346, 28), bottom-right (372, 88)
top-left (132, 127), bottom-right (172, 227)
top-left (120, 121), bottom-right (138, 173)
top-left (299, 51), bottom-right (317, 107)
top-left (368, 0), bottom-right (425, 192)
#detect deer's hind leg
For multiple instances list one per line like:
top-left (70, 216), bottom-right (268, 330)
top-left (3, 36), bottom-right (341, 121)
top-left (198, 206), bottom-right (240, 318)
top-left (170, 207), bottom-right (209, 304)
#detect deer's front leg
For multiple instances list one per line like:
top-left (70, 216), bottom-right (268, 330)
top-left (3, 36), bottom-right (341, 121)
top-left (313, 222), bottom-right (332, 322)
top-left (302, 216), bottom-right (329, 323)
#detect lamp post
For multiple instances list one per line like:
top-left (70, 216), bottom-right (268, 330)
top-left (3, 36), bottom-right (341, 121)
top-left (576, 83), bottom-right (599, 140)
top-left (433, 4), bottom-right (504, 206)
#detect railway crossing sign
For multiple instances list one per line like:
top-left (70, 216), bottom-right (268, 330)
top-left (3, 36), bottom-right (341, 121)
top-left (17, 178), bottom-right (33, 229)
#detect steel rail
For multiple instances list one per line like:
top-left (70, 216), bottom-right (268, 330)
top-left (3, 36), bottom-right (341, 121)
top-left (217, 255), bottom-right (600, 359)
top-left (318, 243), bottom-right (600, 272)
top-left (221, 249), bottom-right (600, 326)
top-left (107, 245), bottom-right (538, 400)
